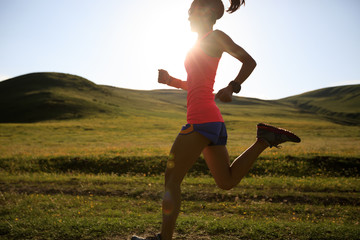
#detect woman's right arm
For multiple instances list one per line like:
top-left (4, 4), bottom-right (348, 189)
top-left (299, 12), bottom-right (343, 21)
top-left (158, 69), bottom-right (188, 90)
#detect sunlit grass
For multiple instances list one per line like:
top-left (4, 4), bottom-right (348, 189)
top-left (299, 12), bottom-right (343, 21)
top-left (1, 115), bottom-right (359, 161)
top-left (1, 103), bottom-right (359, 239)
top-left (1, 173), bottom-right (359, 239)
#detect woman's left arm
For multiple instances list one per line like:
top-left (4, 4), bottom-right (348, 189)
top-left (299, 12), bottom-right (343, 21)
top-left (215, 30), bottom-right (257, 102)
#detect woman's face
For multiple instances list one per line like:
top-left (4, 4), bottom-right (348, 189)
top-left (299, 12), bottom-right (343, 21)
top-left (188, 6), bottom-right (210, 32)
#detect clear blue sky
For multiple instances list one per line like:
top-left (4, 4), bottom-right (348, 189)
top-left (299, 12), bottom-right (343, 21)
top-left (1, 0), bottom-right (359, 99)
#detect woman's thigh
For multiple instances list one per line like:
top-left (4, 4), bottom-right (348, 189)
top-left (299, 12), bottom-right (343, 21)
top-left (165, 132), bottom-right (211, 184)
top-left (202, 145), bottom-right (232, 187)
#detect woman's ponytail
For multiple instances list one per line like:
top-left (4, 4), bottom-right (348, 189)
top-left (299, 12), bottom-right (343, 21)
top-left (227, 0), bottom-right (245, 13)
top-left (189, 0), bottom-right (245, 23)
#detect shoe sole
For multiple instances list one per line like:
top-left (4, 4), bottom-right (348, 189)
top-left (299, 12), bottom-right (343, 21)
top-left (257, 123), bottom-right (301, 143)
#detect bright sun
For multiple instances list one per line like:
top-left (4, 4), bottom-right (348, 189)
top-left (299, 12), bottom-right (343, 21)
top-left (155, 1), bottom-right (197, 80)
top-left (133, 0), bottom-right (197, 83)
top-left (123, 0), bottom-right (243, 93)
top-left (126, 0), bottom-right (238, 91)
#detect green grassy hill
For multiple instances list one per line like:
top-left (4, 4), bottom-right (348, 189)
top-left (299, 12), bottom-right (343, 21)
top-left (0, 72), bottom-right (114, 122)
top-left (0, 72), bottom-right (187, 122)
top-left (279, 85), bottom-right (360, 125)
top-left (1, 72), bottom-right (359, 125)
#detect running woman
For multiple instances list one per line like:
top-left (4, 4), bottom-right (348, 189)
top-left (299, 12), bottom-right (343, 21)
top-left (132, 0), bottom-right (300, 239)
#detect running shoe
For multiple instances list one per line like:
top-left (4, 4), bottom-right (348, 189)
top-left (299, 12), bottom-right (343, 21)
top-left (257, 123), bottom-right (301, 148)
top-left (131, 234), bottom-right (161, 240)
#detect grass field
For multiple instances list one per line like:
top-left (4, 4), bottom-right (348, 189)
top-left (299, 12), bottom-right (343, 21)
top-left (1, 116), bottom-right (359, 239)
top-left (1, 73), bottom-right (360, 239)
top-left (1, 173), bottom-right (359, 239)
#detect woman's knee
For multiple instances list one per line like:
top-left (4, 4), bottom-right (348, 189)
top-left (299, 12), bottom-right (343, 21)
top-left (215, 179), bottom-right (235, 190)
top-left (164, 166), bottom-right (182, 189)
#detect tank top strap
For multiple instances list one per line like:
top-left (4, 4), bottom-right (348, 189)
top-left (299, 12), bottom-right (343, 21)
top-left (198, 30), bottom-right (213, 42)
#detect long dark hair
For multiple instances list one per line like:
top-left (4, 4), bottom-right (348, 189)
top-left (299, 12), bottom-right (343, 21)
top-left (189, 0), bottom-right (245, 23)
top-left (227, 0), bottom-right (245, 13)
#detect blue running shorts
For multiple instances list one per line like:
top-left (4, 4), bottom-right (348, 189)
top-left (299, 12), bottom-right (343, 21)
top-left (179, 122), bottom-right (228, 146)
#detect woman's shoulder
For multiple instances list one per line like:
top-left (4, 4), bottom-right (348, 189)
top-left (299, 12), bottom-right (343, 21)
top-left (212, 30), bottom-right (234, 42)
top-left (213, 30), bottom-right (229, 38)
top-left (212, 29), bottom-right (235, 45)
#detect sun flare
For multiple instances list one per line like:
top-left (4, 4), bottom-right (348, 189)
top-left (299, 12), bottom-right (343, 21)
top-left (130, 1), bottom-right (197, 84)
top-left (153, 2), bottom-right (197, 80)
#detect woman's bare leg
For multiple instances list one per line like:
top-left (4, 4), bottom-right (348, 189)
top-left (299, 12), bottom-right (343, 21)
top-left (161, 132), bottom-right (210, 240)
top-left (203, 138), bottom-right (268, 190)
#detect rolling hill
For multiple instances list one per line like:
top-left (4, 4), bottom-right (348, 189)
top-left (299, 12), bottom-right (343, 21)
top-left (0, 72), bottom-right (359, 125)
top-left (0, 72), bottom-right (114, 122)
top-left (279, 85), bottom-right (360, 125)
top-left (0, 72), bottom-right (189, 123)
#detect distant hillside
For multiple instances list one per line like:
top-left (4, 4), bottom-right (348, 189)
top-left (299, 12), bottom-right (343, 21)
top-left (1, 72), bottom-right (359, 125)
top-left (0, 72), bottom-right (114, 122)
top-left (0, 72), bottom-right (187, 123)
top-left (279, 85), bottom-right (360, 125)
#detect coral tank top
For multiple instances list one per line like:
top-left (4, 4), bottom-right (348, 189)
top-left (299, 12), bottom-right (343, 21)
top-left (184, 31), bottom-right (224, 124)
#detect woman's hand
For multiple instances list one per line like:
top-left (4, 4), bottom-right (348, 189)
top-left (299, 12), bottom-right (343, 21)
top-left (158, 69), bottom-right (170, 84)
top-left (215, 85), bottom-right (233, 102)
